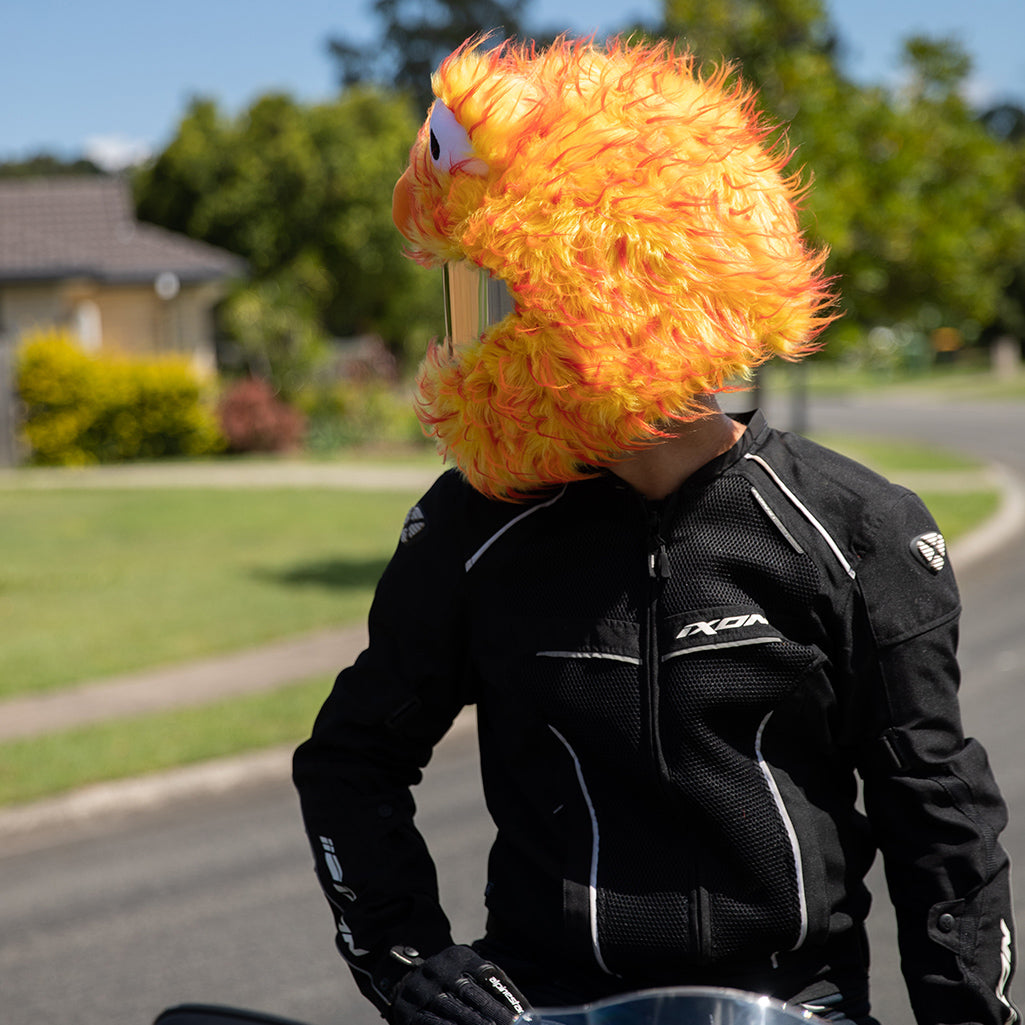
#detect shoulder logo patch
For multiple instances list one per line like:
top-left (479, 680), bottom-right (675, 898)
top-left (911, 531), bottom-right (946, 573)
top-left (400, 504), bottom-right (427, 545)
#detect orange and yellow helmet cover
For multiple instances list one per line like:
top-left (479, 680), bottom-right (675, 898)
top-left (393, 37), bottom-right (835, 501)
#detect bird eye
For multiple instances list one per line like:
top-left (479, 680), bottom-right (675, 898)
top-left (428, 102), bottom-right (488, 175)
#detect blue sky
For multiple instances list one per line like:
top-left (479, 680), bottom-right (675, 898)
top-left (3, 0), bottom-right (1023, 169)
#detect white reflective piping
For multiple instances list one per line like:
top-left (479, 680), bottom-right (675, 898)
top-left (464, 486), bottom-right (567, 572)
top-left (744, 455), bottom-right (855, 579)
top-left (661, 637), bottom-right (783, 661)
top-left (750, 487), bottom-right (805, 554)
top-left (755, 710), bottom-right (808, 951)
top-left (351, 959), bottom-right (390, 1006)
top-left (538, 650), bottom-right (642, 665)
top-left (998, 919), bottom-right (1019, 1025)
top-left (548, 724), bottom-right (615, 976)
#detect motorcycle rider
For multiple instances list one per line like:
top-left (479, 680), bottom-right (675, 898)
top-left (293, 36), bottom-right (1018, 1025)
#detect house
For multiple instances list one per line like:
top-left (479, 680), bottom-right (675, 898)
top-left (0, 175), bottom-right (245, 374)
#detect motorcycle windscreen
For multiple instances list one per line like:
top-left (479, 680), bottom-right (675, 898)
top-left (515, 987), bottom-right (817, 1025)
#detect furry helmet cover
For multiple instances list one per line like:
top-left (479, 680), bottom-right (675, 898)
top-left (392, 37), bottom-right (834, 501)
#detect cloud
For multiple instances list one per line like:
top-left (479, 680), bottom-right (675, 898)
top-left (84, 133), bottom-right (154, 171)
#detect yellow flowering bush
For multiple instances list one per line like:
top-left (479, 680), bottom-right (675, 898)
top-left (16, 329), bottom-right (225, 465)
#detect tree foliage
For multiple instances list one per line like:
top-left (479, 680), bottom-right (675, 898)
top-left (0, 153), bottom-right (102, 178)
top-left (665, 0), bottom-right (838, 110)
top-left (133, 88), bottom-right (441, 393)
top-left (664, 0), bottom-right (1025, 360)
top-left (328, 0), bottom-right (530, 113)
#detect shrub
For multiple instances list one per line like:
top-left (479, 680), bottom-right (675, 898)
top-left (301, 379), bottom-right (428, 453)
top-left (17, 330), bottom-right (225, 465)
top-left (216, 377), bottom-right (307, 453)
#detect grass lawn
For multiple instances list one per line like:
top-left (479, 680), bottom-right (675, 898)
top-left (0, 486), bottom-right (423, 698)
top-left (766, 359), bottom-right (1025, 401)
top-left (810, 434), bottom-right (980, 472)
top-left (916, 489), bottom-right (1001, 540)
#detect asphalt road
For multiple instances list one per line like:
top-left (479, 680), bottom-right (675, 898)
top-left (2, 389), bottom-right (1022, 1025)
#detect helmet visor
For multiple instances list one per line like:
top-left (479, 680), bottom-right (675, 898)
top-left (443, 262), bottom-right (515, 354)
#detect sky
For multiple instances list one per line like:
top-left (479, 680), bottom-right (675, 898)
top-left (2, 0), bottom-right (1023, 171)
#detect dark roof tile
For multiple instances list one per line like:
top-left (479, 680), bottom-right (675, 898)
top-left (0, 176), bottom-right (246, 283)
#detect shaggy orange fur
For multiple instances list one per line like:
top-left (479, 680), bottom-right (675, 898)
top-left (393, 37), bottom-right (834, 501)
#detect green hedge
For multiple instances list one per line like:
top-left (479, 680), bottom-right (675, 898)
top-left (17, 330), bottom-right (225, 465)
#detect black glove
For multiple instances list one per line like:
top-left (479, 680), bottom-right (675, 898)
top-left (387, 944), bottom-right (530, 1025)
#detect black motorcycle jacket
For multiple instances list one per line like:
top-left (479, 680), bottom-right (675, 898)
top-left (293, 411), bottom-right (1018, 1025)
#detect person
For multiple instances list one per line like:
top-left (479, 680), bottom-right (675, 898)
top-left (293, 36), bottom-right (1018, 1025)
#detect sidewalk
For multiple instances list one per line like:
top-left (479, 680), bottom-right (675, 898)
top-left (0, 455), bottom-right (443, 492)
top-left (0, 458), bottom-right (1023, 843)
top-left (0, 624), bottom-right (369, 743)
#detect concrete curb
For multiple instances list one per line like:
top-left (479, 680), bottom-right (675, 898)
top-left (0, 746), bottom-right (295, 850)
top-left (949, 463), bottom-right (1025, 569)
top-left (0, 709), bottom-right (477, 851)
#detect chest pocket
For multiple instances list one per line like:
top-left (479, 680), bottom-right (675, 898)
top-left (505, 617), bottom-right (645, 754)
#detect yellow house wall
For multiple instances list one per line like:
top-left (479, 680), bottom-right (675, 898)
top-left (1, 284), bottom-right (69, 340)
top-left (1, 279), bottom-right (222, 375)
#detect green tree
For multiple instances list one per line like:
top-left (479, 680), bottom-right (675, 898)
top-left (661, 2), bottom-right (1025, 360)
top-left (328, 0), bottom-right (530, 112)
top-left (807, 38), bottom-right (1025, 353)
top-left (664, 0), bottom-right (838, 114)
top-left (981, 103), bottom-right (1025, 145)
top-left (0, 153), bottom-right (102, 178)
top-left (134, 88), bottom-right (441, 392)
top-left (980, 101), bottom-right (1025, 346)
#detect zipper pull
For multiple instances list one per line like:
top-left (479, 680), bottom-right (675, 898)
top-left (648, 537), bottom-right (671, 578)
top-left (655, 542), bottom-right (671, 579)
top-left (646, 502), bottom-right (672, 579)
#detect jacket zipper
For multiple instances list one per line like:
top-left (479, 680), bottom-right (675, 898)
top-left (644, 500), bottom-right (671, 787)
top-left (644, 497), bottom-right (709, 958)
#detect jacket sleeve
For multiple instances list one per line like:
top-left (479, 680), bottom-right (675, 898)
top-left (852, 489), bottom-right (1018, 1025)
top-left (292, 473), bottom-right (471, 1014)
